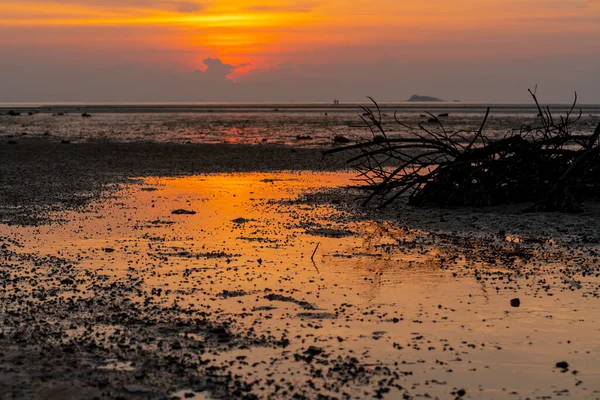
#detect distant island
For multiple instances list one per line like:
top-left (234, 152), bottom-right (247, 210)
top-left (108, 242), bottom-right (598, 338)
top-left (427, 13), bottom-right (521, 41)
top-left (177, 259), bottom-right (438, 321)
top-left (407, 95), bottom-right (444, 102)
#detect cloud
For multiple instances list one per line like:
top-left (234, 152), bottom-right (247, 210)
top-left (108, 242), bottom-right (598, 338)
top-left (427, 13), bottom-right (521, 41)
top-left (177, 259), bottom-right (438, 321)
top-left (4, 0), bottom-right (205, 14)
top-left (175, 1), bottom-right (202, 13)
top-left (244, 3), bottom-right (315, 13)
top-left (193, 58), bottom-right (250, 81)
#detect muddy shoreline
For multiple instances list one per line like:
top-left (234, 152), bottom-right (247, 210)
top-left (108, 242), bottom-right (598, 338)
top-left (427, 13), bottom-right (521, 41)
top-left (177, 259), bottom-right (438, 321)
top-left (0, 138), bottom-right (347, 225)
top-left (1, 139), bottom-right (599, 400)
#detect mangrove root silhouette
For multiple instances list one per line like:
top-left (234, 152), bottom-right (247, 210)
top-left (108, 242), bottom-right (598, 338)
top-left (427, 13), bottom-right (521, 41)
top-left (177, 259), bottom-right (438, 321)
top-left (324, 89), bottom-right (600, 213)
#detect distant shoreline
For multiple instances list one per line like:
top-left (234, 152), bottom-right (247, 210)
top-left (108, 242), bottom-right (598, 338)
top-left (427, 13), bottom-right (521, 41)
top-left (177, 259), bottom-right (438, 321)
top-left (2, 102), bottom-right (600, 114)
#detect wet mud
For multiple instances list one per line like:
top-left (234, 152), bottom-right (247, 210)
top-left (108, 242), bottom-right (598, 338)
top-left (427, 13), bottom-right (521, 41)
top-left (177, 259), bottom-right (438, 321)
top-left (1, 172), bottom-right (599, 399)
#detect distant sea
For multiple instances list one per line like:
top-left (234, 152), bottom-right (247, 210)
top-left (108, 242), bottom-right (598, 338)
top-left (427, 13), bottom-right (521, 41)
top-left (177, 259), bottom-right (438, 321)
top-left (1, 102), bottom-right (598, 146)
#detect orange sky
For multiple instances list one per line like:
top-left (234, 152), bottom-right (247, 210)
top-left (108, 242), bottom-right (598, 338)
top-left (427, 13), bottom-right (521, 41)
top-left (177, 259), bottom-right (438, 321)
top-left (0, 0), bottom-right (599, 102)
top-left (2, 0), bottom-right (599, 75)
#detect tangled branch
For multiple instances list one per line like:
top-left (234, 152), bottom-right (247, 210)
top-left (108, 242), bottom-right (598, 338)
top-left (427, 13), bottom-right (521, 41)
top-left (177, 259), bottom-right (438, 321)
top-left (324, 90), bottom-right (600, 212)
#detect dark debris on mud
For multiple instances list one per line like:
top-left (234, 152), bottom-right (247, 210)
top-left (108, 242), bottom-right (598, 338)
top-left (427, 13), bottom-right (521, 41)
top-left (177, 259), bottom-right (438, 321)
top-left (2, 139), bottom-right (600, 399)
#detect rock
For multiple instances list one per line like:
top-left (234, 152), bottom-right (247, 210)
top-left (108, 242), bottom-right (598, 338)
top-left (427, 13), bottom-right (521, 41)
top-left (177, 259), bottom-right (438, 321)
top-left (438, 113), bottom-right (449, 117)
top-left (297, 312), bottom-right (336, 320)
top-left (333, 135), bottom-right (351, 144)
top-left (510, 298), bottom-right (520, 307)
top-left (123, 384), bottom-right (151, 394)
top-left (264, 293), bottom-right (317, 310)
top-left (103, 248), bottom-right (115, 253)
top-left (232, 217), bottom-right (251, 224)
top-left (304, 346), bottom-right (323, 356)
top-left (207, 326), bottom-right (232, 342)
top-left (296, 135), bottom-right (312, 140)
top-left (556, 361), bottom-right (569, 369)
top-left (217, 289), bottom-right (248, 298)
top-left (305, 228), bottom-right (355, 238)
top-left (456, 389), bottom-right (466, 397)
top-left (171, 209), bottom-right (196, 215)
top-left (61, 140), bottom-right (71, 144)
top-left (60, 278), bottom-right (74, 285)
top-left (81, 112), bottom-right (92, 117)
top-left (7, 110), bottom-right (21, 116)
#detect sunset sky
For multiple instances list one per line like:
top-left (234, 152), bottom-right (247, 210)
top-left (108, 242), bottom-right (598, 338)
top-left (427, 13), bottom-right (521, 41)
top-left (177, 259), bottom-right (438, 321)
top-left (1, 0), bottom-right (599, 102)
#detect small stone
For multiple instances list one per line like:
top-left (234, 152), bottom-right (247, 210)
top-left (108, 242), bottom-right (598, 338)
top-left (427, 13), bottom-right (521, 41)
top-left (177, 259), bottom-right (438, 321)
top-left (510, 298), bottom-right (520, 307)
top-left (172, 209), bottom-right (196, 215)
top-left (123, 384), bottom-right (151, 394)
top-left (304, 346), bottom-right (323, 356)
top-left (556, 361), bottom-right (569, 369)
top-left (333, 135), bottom-right (351, 144)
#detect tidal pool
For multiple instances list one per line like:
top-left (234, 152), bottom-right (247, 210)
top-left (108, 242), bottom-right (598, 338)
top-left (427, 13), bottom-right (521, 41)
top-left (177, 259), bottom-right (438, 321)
top-left (1, 172), bottom-right (598, 399)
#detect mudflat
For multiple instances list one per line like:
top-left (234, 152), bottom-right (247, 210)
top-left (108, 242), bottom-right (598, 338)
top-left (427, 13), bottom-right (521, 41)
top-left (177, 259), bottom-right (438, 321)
top-left (0, 138), bottom-right (599, 400)
top-left (0, 138), bottom-right (346, 225)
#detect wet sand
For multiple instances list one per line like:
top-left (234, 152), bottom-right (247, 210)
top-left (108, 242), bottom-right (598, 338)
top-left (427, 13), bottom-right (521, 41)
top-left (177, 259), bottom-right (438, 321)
top-left (0, 140), bottom-right (599, 400)
top-left (0, 138), bottom-right (346, 225)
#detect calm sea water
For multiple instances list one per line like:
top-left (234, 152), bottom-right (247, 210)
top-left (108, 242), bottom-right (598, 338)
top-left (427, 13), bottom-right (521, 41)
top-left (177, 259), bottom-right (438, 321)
top-left (1, 103), bottom-right (599, 146)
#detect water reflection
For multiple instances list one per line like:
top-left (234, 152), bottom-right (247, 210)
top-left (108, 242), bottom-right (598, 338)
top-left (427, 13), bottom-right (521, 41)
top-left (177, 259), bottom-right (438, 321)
top-left (1, 172), bottom-right (599, 399)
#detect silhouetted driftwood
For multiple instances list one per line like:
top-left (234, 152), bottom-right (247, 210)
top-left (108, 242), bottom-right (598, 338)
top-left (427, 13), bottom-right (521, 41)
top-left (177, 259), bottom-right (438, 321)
top-left (324, 90), bottom-right (600, 212)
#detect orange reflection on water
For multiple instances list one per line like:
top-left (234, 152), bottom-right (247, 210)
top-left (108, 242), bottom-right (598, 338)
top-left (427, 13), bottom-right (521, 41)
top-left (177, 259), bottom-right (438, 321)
top-left (1, 171), bottom-right (599, 399)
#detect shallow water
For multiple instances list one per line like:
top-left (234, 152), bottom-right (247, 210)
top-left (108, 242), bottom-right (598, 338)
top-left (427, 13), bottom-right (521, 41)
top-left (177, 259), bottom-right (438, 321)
top-left (1, 172), bottom-right (599, 399)
top-left (1, 107), bottom-right (598, 146)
